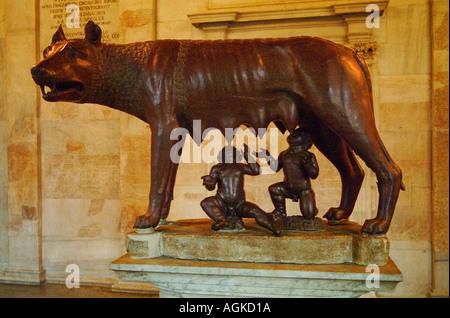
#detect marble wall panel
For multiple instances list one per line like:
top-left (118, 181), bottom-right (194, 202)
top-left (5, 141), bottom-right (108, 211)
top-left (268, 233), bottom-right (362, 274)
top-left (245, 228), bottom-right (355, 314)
top-left (119, 0), bottom-right (155, 43)
top-left (376, 1), bottom-right (431, 76)
top-left (378, 74), bottom-right (431, 104)
top-left (431, 0), bottom-right (449, 259)
top-left (42, 198), bottom-right (121, 239)
top-left (375, 0), bottom-right (435, 296)
top-left (0, 126), bottom-right (6, 267)
top-left (43, 237), bottom-right (123, 280)
top-left (41, 120), bottom-right (120, 155)
top-left (169, 184), bottom-right (209, 221)
top-left (156, 20), bottom-right (194, 40)
top-left (157, 0), bottom-right (206, 23)
top-left (380, 131), bottom-right (431, 188)
top-left (387, 240), bottom-right (432, 297)
top-left (389, 188), bottom-right (432, 242)
top-left (433, 187), bottom-right (449, 250)
top-left (377, 67), bottom-right (433, 263)
top-left (380, 102), bottom-right (431, 132)
top-left (120, 134), bottom-right (150, 234)
top-left (42, 198), bottom-right (125, 281)
top-left (0, 39), bottom-right (5, 122)
top-left (3, 0), bottom-right (35, 36)
top-left (43, 153), bottom-right (120, 199)
top-left (39, 112), bottom-right (122, 279)
top-left (40, 102), bottom-right (122, 121)
top-left (0, 0), bottom-right (7, 267)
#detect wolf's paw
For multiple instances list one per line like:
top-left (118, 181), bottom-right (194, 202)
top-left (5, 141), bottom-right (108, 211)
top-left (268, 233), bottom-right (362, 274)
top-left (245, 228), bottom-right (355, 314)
top-left (134, 213), bottom-right (158, 229)
top-left (324, 207), bottom-right (347, 220)
top-left (323, 208), bottom-right (350, 225)
top-left (361, 218), bottom-right (389, 236)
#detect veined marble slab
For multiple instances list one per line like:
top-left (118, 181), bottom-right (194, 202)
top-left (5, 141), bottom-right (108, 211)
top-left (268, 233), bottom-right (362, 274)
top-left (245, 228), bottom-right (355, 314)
top-left (110, 253), bottom-right (403, 298)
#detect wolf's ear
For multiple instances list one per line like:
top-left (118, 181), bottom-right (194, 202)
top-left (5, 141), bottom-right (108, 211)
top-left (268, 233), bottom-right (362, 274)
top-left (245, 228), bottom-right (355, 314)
top-left (52, 25), bottom-right (66, 44)
top-left (85, 21), bottom-right (102, 45)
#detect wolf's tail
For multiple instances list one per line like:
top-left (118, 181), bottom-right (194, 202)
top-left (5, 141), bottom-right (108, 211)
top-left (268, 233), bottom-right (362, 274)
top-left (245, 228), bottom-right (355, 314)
top-left (348, 49), bottom-right (375, 115)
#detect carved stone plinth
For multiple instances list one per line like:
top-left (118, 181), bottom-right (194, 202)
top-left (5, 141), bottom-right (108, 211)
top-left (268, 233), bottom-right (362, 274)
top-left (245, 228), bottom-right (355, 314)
top-left (283, 216), bottom-right (327, 231)
top-left (125, 218), bottom-right (390, 266)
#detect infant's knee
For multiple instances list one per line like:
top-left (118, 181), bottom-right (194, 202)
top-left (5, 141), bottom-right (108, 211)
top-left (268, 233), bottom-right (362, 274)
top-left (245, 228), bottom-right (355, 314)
top-left (200, 197), bottom-right (216, 210)
top-left (269, 183), bottom-right (284, 195)
top-left (300, 190), bottom-right (318, 219)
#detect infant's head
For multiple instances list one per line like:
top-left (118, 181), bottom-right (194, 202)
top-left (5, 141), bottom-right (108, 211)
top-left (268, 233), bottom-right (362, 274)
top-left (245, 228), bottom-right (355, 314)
top-left (287, 128), bottom-right (313, 149)
top-left (218, 145), bottom-right (243, 164)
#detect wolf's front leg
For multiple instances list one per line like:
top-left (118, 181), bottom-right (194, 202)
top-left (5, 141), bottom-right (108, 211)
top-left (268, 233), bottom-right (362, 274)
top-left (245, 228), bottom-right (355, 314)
top-left (159, 161), bottom-right (180, 223)
top-left (134, 128), bottom-right (179, 229)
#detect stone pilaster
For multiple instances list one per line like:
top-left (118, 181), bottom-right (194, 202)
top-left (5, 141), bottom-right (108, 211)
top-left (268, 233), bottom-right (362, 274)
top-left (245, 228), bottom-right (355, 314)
top-left (430, 0), bottom-right (449, 298)
top-left (0, 0), bottom-right (9, 271)
top-left (0, 0), bottom-right (45, 284)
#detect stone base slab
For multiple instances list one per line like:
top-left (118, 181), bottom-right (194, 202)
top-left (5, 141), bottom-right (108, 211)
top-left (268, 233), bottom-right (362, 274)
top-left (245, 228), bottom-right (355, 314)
top-left (0, 267), bottom-right (46, 285)
top-left (110, 253), bottom-right (403, 298)
top-left (111, 281), bottom-right (159, 296)
top-left (126, 218), bottom-right (389, 266)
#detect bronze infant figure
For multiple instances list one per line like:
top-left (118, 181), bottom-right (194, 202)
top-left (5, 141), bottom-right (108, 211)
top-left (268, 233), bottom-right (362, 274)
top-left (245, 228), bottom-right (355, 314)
top-left (201, 145), bottom-right (282, 236)
top-left (256, 127), bottom-right (319, 220)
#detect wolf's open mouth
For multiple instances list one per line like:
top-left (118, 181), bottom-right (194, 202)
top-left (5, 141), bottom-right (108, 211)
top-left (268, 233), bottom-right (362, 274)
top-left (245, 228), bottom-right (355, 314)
top-left (40, 81), bottom-right (84, 97)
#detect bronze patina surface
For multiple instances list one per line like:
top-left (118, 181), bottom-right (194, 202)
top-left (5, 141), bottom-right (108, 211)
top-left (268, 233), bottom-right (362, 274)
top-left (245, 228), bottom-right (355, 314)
top-left (31, 21), bottom-right (404, 235)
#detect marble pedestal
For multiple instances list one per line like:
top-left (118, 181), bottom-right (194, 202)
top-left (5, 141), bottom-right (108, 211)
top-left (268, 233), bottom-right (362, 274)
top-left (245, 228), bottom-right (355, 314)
top-left (111, 219), bottom-right (402, 297)
top-left (110, 254), bottom-right (402, 297)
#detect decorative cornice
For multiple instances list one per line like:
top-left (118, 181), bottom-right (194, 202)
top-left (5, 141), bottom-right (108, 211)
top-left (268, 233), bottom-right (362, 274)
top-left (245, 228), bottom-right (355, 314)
top-left (333, 1), bottom-right (388, 14)
top-left (349, 41), bottom-right (377, 65)
top-left (188, 1), bottom-right (389, 62)
top-left (189, 1), bottom-right (388, 28)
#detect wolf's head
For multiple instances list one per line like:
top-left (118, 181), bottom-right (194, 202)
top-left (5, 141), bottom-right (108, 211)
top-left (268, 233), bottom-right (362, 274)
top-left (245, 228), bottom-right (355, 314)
top-left (31, 21), bottom-right (102, 103)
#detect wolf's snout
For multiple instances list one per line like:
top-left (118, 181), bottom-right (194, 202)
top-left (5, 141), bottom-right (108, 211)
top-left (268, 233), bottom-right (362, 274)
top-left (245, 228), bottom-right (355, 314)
top-left (31, 66), bottom-right (46, 77)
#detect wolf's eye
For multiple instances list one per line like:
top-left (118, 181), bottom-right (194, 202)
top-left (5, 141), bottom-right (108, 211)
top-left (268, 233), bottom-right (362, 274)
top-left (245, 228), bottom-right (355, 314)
top-left (43, 46), bottom-right (51, 58)
top-left (64, 45), bottom-right (76, 59)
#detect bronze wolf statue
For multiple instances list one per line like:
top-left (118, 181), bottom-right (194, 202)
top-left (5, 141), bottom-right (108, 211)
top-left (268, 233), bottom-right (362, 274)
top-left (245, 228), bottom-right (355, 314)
top-left (31, 21), bottom-right (404, 235)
